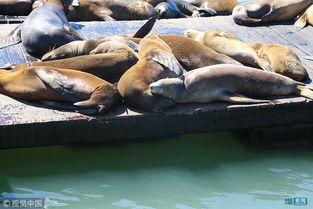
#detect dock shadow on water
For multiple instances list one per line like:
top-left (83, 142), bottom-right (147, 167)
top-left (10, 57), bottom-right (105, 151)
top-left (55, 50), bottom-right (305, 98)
top-left (0, 132), bottom-right (313, 209)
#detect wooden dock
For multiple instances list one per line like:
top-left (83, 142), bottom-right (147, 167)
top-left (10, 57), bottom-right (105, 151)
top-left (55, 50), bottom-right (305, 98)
top-left (1, 16), bottom-right (313, 148)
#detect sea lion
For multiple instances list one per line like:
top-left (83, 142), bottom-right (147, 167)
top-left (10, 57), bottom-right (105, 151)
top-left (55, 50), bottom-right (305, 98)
top-left (0, 0), bottom-right (83, 58)
top-left (41, 15), bottom-right (156, 61)
top-left (184, 29), bottom-right (273, 71)
top-left (160, 35), bottom-right (243, 70)
top-left (149, 64), bottom-right (313, 104)
top-left (155, 2), bottom-right (187, 19)
top-left (0, 0), bottom-right (34, 15)
top-left (232, 0), bottom-right (313, 25)
top-left (42, 36), bottom-right (140, 61)
top-left (166, 0), bottom-right (217, 17)
top-left (117, 33), bottom-right (186, 112)
top-left (0, 66), bottom-right (120, 114)
top-left (294, 4), bottom-right (313, 29)
top-left (251, 42), bottom-right (308, 81)
top-left (4, 49), bottom-right (138, 83)
top-left (67, 0), bottom-right (157, 21)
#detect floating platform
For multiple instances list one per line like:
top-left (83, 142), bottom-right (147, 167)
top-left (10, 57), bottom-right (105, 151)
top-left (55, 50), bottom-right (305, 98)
top-left (1, 16), bottom-right (313, 148)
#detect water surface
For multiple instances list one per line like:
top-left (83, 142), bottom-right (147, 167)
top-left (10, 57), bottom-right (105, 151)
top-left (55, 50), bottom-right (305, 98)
top-left (0, 132), bottom-right (313, 209)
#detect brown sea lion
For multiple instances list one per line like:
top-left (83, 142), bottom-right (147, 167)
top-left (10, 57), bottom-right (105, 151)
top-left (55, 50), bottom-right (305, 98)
top-left (184, 29), bottom-right (273, 71)
top-left (41, 15), bottom-right (156, 61)
top-left (149, 64), bottom-right (313, 104)
top-left (232, 0), bottom-right (313, 25)
top-left (67, 0), bottom-right (156, 21)
top-left (0, 0), bottom-right (83, 58)
top-left (294, 4), bottom-right (313, 29)
top-left (117, 33), bottom-right (186, 112)
top-left (159, 35), bottom-right (243, 70)
top-left (42, 36), bottom-right (140, 61)
top-left (0, 0), bottom-right (34, 15)
top-left (4, 49), bottom-right (138, 83)
top-left (144, 0), bottom-right (165, 7)
top-left (251, 42), bottom-right (308, 81)
top-left (0, 66), bottom-right (120, 114)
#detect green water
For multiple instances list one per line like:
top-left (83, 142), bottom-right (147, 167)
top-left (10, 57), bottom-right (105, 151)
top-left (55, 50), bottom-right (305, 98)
top-left (0, 132), bottom-right (313, 209)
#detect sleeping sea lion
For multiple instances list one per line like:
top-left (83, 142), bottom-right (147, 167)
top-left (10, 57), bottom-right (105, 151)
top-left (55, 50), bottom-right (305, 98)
top-left (149, 64), bottom-right (313, 104)
top-left (160, 35), bottom-right (243, 70)
top-left (4, 49), bottom-right (138, 83)
top-left (0, 66), bottom-right (119, 114)
top-left (117, 33), bottom-right (186, 112)
top-left (0, 0), bottom-right (83, 58)
top-left (232, 0), bottom-right (313, 25)
top-left (294, 4), bottom-right (313, 29)
top-left (184, 29), bottom-right (273, 71)
top-left (251, 42), bottom-right (308, 81)
top-left (67, 0), bottom-right (157, 21)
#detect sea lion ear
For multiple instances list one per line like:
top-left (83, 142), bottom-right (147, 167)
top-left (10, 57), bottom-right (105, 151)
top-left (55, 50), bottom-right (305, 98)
top-left (250, 41), bottom-right (263, 51)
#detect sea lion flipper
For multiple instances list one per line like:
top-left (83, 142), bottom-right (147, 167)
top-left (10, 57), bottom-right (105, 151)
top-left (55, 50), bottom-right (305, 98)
top-left (0, 26), bottom-right (21, 48)
top-left (34, 67), bottom-right (80, 103)
top-left (64, 24), bottom-right (85, 40)
top-left (149, 50), bottom-right (186, 75)
top-left (294, 14), bottom-right (307, 30)
top-left (220, 90), bottom-right (269, 103)
top-left (257, 58), bottom-right (274, 72)
top-left (167, 0), bottom-right (188, 18)
top-left (133, 14), bottom-right (157, 38)
top-left (41, 101), bottom-right (98, 114)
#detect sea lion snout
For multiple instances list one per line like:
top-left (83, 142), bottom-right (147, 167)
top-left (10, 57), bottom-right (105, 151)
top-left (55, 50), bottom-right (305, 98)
top-left (284, 61), bottom-right (308, 81)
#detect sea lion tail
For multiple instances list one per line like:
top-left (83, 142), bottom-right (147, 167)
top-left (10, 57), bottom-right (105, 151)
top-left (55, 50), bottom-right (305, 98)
top-left (0, 26), bottom-right (21, 48)
top-left (296, 84), bottom-right (313, 99)
top-left (294, 14), bottom-right (307, 30)
top-left (133, 14), bottom-right (157, 38)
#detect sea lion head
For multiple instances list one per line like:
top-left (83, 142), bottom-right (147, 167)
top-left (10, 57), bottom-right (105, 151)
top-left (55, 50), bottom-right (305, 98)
top-left (283, 59), bottom-right (308, 81)
top-left (184, 29), bottom-right (200, 39)
top-left (149, 77), bottom-right (184, 100)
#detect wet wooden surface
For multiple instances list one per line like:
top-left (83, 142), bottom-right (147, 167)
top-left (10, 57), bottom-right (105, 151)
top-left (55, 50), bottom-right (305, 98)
top-left (1, 16), bottom-right (313, 148)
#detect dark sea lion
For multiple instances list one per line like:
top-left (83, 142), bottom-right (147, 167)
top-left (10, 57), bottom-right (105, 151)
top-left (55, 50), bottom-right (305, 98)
top-left (184, 29), bottom-right (273, 71)
top-left (149, 64), bottom-right (313, 104)
top-left (5, 49), bottom-right (138, 83)
top-left (159, 35), bottom-right (243, 70)
top-left (155, 2), bottom-right (187, 19)
top-left (0, 66), bottom-right (119, 114)
top-left (251, 42), bottom-right (308, 81)
top-left (167, 0), bottom-right (217, 17)
top-left (67, 0), bottom-right (156, 21)
top-left (117, 33), bottom-right (186, 112)
top-left (232, 0), bottom-right (313, 25)
top-left (294, 4), bottom-right (313, 29)
top-left (0, 0), bottom-right (83, 58)
top-left (0, 0), bottom-right (34, 15)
